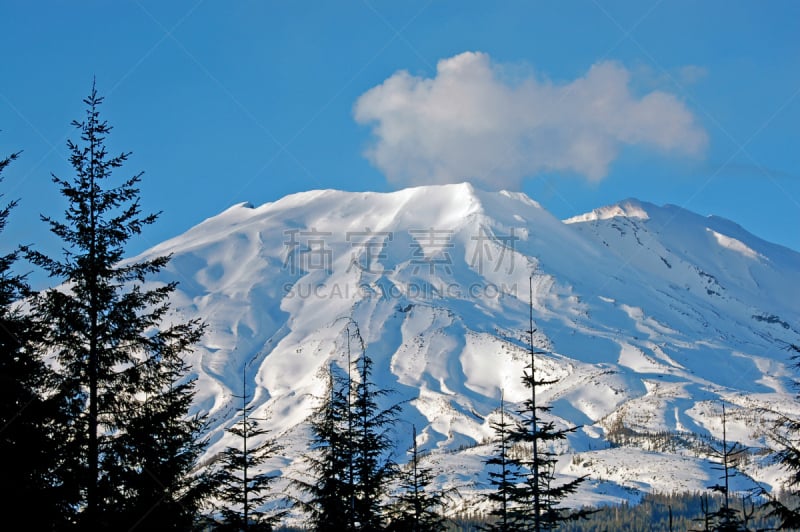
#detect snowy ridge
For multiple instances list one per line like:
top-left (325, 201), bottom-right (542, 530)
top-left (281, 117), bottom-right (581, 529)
top-left (563, 198), bottom-right (651, 223)
top-left (133, 183), bottom-right (800, 509)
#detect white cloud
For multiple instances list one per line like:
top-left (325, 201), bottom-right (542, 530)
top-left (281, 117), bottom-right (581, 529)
top-left (354, 52), bottom-right (708, 189)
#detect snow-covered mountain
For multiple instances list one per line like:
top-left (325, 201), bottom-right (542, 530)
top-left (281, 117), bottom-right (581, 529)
top-left (135, 182), bottom-right (800, 509)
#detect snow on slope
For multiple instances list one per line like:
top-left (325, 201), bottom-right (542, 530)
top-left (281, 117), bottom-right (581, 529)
top-left (132, 183), bottom-right (800, 509)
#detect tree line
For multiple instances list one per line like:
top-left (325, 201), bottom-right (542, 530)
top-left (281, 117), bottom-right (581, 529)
top-left (3, 85), bottom-right (800, 530)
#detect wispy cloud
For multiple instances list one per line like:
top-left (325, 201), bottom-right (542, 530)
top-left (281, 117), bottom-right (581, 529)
top-left (354, 51), bottom-right (708, 190)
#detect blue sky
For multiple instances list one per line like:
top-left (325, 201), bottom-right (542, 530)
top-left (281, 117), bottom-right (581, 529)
top-left (2, 1), bottom-right (799, 275)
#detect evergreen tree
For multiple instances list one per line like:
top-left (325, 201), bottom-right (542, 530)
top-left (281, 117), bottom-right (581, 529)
top-left (295, 362), bottom-right (355, 531)
top-left (763, 342), bottom-right (800, 529)
top-left (555, 491), bottom-right (775, 532)
top-left (483, 390), bottom-right (526, 531)
top-left (105, 315), bottom-right (214, 530)
top-left (690, 493), bottom-right (717, 532)
top-left (25, 83), bottom-right (210, 528)
top-left (506, 277), bottom-right (590, 531)
top-left (388, 425), bottom-right (449, 532)
top-left (0, 150), bottom-right (66, 525)
top-left (213, 369), bottom-right (284, 531)
top-left (349, 322), bottom-right (402, 530)
top-left (703, 403), bottom-right (752, 531)
top-left (296, 320), bottom-right (400, 531)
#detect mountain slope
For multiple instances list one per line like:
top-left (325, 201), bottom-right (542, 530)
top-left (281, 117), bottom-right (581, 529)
top-left (133, 183), bottom-right (800, 509)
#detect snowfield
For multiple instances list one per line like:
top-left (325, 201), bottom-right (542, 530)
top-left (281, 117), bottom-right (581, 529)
top-left (130, 183), bottom-right (800, 511)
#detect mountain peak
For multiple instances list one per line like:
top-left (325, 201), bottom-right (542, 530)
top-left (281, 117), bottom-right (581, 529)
top-left (564, 198), bottom-right (651, 224)
top-left (135, 183), bottom-right (799, 511)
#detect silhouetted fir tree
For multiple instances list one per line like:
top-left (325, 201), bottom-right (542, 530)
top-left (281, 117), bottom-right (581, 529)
top-left (763, 342), bottom-right (800, 529)
top-left (689, 404), bottom-right (764, 532)
top-left (553, 491), bottom-right (776, 531)
top-left (387, 425), bottom-right (449, 532)
top-left (0, 151), bottom-right (67, 525)
top-left (349, 322), bottom-right (402, 530)
top-left (296, 321), bottom-right (400, 531)
top-left (507, 277), bottom-right (590, 531)
top-left (105, 316), bottom-right (214, 530)
top-left (691, 493), bottom-right (714, 532)
top-left (213, 369), bottom-right (285, 531)
top-left (295, 362), bottom-right (355, 531)
top-left (482, 390), bottom-right (526, 531)
top-left (25, 83), bottom-right (210, 528)
top-left (704, 403), bottom-right (752, 531)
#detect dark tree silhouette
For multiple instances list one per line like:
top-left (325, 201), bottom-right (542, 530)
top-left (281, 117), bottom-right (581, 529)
top-left (505, 277), bottom-right (590, 530)
top-left (704, 403), bottom-right (752, 531)
top-left (388, 425), bottom-right (450, 531)
top-left (763, 343), bottom-right (800, 529)
top-left (295, 362), bottom-right (355, 531)
top-left (213, 369), bottom-right (285, 531)
top-left (25, 83), bottom-right (210, 528)
top-left (483, 390), bottom-right (526, 531)
top-left (350, 323), bottom-right (402, 530)
top-left (106, 314), bottom-right (214, 529)
top-left (0, 150), bottom-right (67, 525)
top-left (690, 493), bottom-right (713, 532)
top-left (296, 320), bottom-right (400, 530)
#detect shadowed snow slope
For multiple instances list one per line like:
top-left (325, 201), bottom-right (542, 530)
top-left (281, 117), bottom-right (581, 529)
top-left (133, 183), bottom-right (800, 508)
